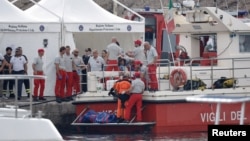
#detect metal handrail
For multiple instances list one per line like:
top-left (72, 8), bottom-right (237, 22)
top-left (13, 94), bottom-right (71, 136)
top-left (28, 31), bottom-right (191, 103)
top-left (0, 75), bottom-right (46, 118)
top-left (82, 56), bottom-right (250, 92)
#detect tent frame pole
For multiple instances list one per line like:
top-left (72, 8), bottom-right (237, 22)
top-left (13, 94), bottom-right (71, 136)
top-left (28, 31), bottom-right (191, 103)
top-left (29, 0), bottom-right (63, 47)
top-left (112, 0), bottom-right (145, 42)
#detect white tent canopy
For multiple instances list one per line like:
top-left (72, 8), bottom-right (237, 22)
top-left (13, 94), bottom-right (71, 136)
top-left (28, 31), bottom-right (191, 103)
top-left (0, 0), bottom-right (61, 97)
top-left (0, 0), bottom-right (60, 32)
top-left (25, 0), bottom-right (145, 55)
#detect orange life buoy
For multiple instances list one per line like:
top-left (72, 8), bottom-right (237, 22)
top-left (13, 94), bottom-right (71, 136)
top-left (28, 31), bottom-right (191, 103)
top-left (170, 68), bottom-right (187, 88)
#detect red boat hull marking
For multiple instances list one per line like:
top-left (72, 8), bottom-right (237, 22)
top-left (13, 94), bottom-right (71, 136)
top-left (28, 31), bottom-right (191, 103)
top-left (75, 101), bottom-right (250, 134)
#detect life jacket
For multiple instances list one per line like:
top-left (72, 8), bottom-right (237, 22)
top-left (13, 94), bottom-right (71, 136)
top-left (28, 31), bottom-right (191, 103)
top-left (116, 79), bottom-right (131, 94)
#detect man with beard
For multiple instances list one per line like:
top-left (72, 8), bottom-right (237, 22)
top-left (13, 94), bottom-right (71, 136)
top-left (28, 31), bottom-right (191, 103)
top-left (72, 48), bottom-right (84, 94)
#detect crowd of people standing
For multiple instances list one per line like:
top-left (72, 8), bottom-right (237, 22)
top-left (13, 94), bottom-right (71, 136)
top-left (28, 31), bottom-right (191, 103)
top-left (0, 46), bottom-right (45, 101)
top-left (0, 36), bottom-right (159, 114)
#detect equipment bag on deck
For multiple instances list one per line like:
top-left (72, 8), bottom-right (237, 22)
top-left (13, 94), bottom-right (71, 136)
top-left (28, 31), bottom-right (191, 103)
top-left (183, 79), bottom-right (206, 90)
top-left (213, 77), bottom-right (236, 89)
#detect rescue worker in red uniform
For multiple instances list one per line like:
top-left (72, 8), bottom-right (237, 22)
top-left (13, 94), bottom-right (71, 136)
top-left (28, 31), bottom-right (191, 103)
top-left (124, 72), bottom-right (145, 122)
top-left (72, 48), bottom-right (84, 94)
top-left (144, 42), bottom-right (158, 91)
top-left (32, 48), bottom-right (46, 101)
top-left (54, 46), bottom-right (67, 103)
top-left (64, 46), bottom-right (76, 101)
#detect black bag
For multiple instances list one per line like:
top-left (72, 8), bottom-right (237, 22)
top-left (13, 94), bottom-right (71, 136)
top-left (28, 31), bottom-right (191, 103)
top-left (184, 79), bottom-right (206, 90)
top-left (213, 77), bottom-right (236, 89)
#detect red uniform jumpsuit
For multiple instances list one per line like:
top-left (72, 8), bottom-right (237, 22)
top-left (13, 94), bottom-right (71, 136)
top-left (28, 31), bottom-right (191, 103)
top-left (125, 73), bottom-right (145, 122)
top-left (64, 54), bottom-right (74, 98)
top-left (33, 52), bottom-right (45, 99)
top-left (55, 56), bottom-right (67, 98)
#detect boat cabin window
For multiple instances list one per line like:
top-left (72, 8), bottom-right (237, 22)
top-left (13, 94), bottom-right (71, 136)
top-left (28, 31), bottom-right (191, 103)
top-left (144, 17), bottom-right (156, 46)
top-left (239, 35), bottom-right (250, 52)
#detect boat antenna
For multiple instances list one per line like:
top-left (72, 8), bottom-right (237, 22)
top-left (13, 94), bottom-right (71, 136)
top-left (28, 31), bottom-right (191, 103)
top-left (225, 0), bottom-right (229, 10)
top-left (214, 0), bottom-right (218, 14)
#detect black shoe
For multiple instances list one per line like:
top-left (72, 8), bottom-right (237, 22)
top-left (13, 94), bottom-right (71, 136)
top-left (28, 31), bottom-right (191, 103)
top-left (9, 94), bottom-right (15, 99)
top-left (148, 88), bottom-right (158, 92)
top-left (38, 97), bottom-right (46, 101)
top-left (17, 97), bottom-right (21, 100)
top-left (33, 97), bottom-right (38, 102)
top-left (56, 97), bottom-right (62, 103)
top-left (61, 97), bottom-right (71, 102)
top-left (27, 93), bottom-right (30, 98)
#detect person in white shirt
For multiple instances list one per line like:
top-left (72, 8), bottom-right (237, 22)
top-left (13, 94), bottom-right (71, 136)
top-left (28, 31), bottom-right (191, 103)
top-left (88, 49), bottom-right (105, 71)
top-left (144, 41), bottom-right (159, 91)
top-left (63, 46), bottom-right (76, 101)
top-left (106, 37), bottom-right (122, 71)
top-left (54, 46), bottom-right (67, 103)
top-left (72, 48), bottom-right (84, 94)
top-left (9, 47), bottom-right (27, 100)
top-left (131, 39), bottom-right (146, 65)
top-left (18, 47), bottom-right (30, 98)
top-left (32, 48), bottom-right (46, 101)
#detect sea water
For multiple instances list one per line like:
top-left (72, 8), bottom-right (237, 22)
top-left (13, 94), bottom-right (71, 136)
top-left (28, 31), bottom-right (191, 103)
top-left (63, 132), bottom-right (208, 141)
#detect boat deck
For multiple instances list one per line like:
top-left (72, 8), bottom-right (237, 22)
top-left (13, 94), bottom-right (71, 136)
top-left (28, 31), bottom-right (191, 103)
top-left (71, 122), bottom-right (156, 126)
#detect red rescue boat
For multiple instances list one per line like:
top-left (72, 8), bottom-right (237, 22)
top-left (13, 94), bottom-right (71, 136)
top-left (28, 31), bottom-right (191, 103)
top-left (72, 3), bottom-right (250, 134)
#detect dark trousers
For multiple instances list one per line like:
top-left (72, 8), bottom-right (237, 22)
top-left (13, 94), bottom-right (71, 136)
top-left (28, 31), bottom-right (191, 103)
top-left (81, 69), bottom-right (87, 92)
top-left (0, 70), bottom-right (2, 94)
top-left (3, 70), bottom-right (14, 95)
top-left (12, 70), bottom-right (25, 98)
top-left (23, 78), bottom-right (30, 94)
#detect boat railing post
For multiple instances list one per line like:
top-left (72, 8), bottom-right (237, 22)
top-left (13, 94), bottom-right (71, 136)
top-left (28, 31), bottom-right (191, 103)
top-left (102, 67), bottom-right (105, 91)
top-left (232, 58), bottom-right (235, 89)
top-left (190, 59), bottom-right (193, 91)
top-left (15, 76), bottom-right (18, 118)
top-left (211, 58), bottom-right (214, 90)
top-left (240, 102), bottom-right (246, 125)
top-left (157, 59), bottom-right (160, 90)
top-left (168, 59), bottom-right (171, 90)
top-left (215, 102), bottom-right (221, 125)
top-left (29, 77), bottom-right (33, 118)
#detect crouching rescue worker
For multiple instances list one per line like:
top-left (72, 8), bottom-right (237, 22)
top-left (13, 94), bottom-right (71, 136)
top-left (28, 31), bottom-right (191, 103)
top-left (116, 72), bottom-right (131, 122)
top-left (108, 72), bottom-right (131, 122)
top-left (124, 72), bottom-right (145, 122)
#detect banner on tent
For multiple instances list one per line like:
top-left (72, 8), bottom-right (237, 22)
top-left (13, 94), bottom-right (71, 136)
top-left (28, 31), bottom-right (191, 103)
top-left (66, 23), bottom-right (144, 32)
top-left (0, 23), bottom-right (60, 32)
